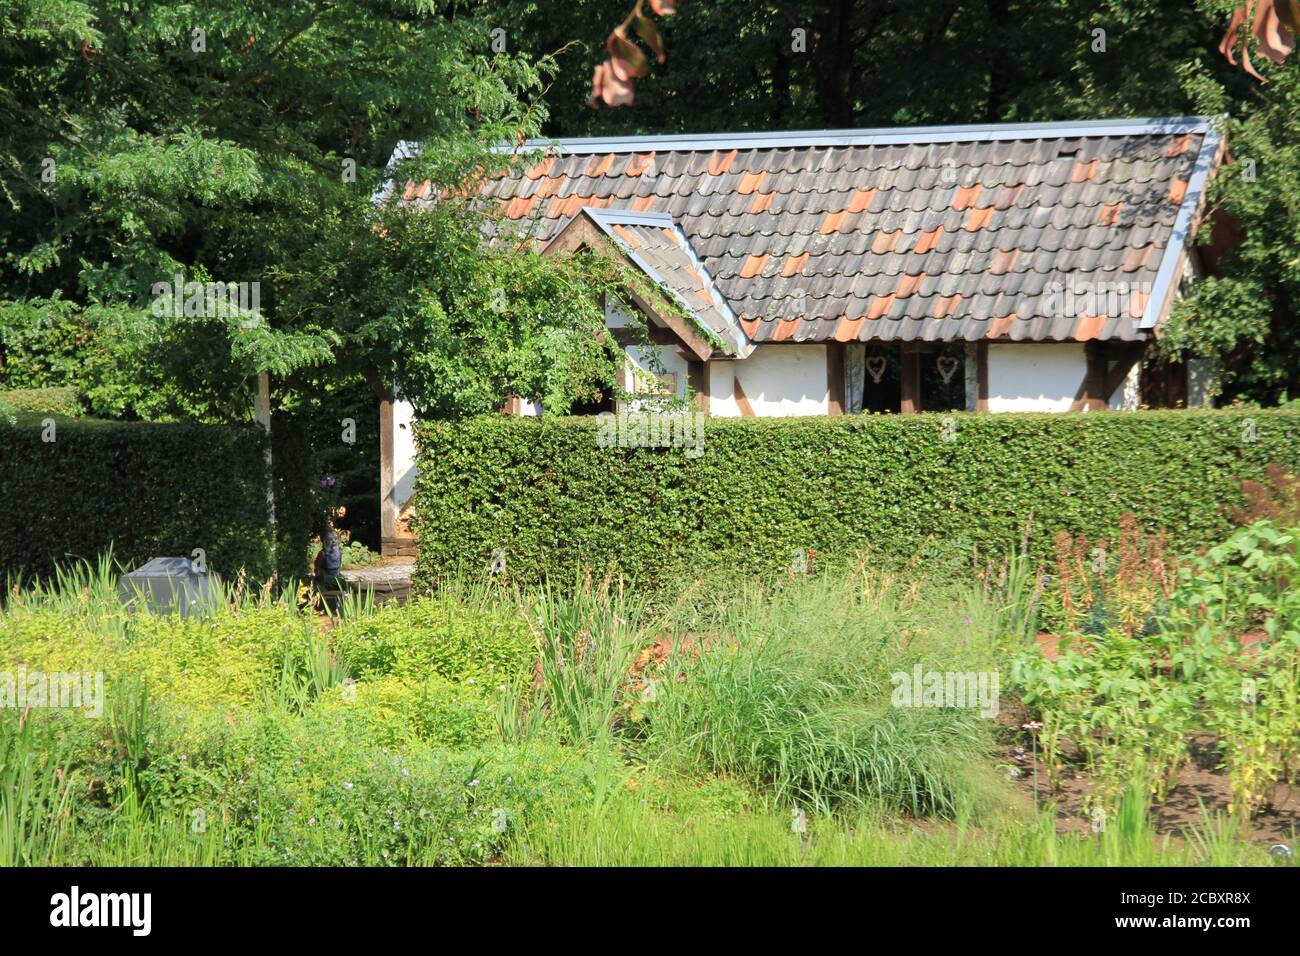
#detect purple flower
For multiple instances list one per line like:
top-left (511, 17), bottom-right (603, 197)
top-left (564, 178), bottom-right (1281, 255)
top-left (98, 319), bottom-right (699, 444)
top-left (319, 475), bottom-right (336, 488)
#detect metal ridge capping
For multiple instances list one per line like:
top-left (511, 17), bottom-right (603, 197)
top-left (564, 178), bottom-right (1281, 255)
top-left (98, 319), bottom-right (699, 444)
top-left (491, 116), bottom-right (1217, 156)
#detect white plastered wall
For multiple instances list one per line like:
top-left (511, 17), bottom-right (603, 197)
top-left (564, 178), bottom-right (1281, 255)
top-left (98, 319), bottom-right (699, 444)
top-left (711, 345), bottom-right (829, 417)
top-left (391, 396), bottom-right (418, 512)
top-left (987, 343), bottom-right (1086, 412)
top-left (987, 342), bottom-right (1137, 412)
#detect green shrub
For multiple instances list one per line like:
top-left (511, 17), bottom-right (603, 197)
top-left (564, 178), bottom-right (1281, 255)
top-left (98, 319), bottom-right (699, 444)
top-left (333, 596), bottom-right (534, 689)
top-left (412, 409), bottom-right (1300, 590)
top-left (0, 416), bottom-right (305, 582)
top-left (0, 599), bottom-right (310, 714)
top-left (314, 676), bottom-right (498, 748)
top-left (0, 387), bottom-right (82, 418)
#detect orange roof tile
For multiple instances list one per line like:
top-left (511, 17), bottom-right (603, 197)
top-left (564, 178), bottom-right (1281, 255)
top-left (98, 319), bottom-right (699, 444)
top-left (738, 171), bottom-right (766, 195)
top-left (867, 294), bottom-right (896, 319)
top-left (833, 317), bottom-right (867, 342)
top-left (1072, 314), bottom-right (1106, 341)
top-left (587, 153), bottom-right (615, 176)
top-left (780, 252), bottom-right (810, 277)
top-left (1099, 202), bottom-right (1123, 226)
top-left (740, 252), bottom-right (769, 278)
top-left (771, 318), bottom-right (801, 341)
top-left (611, 224), bottom-right (640, 248)
top-left (896, 272), bottom-right (925, 298)
top-left (913, 226), bottom-right (943, 255)
top-left (1128, 288), bottom-right (1149, 319)
top-left (505, 195), bottom-right (538, 219)
top-left (631, 195), bottom-right (655, 212)
top-left (750, 191), bottom-right (775, 214)
top-left (931, 294), bottom-right (963, 319)
top-left (986, 314), bottom-right (1015, 338)
top-left (526, 156), bottom-right (556, 180)
top-left (820, 210), bottom-right (846, 234)
top-left (953, 184), bottom-right (982, 211)
top-left (708, 149), bottom-right (738, 175)
top-left (846, 187), bottom-right (877, 214)
top-left (1072, 159), bottom-right (1098, 182)
top-left (1167, 179), bottom-right (1188, 204)
top-left (963, 206), bottom-right (994, 231)
top-left (1167, 133), bottom-right (1191, 157)
top-left (627, 152), bottom-right (656, 176)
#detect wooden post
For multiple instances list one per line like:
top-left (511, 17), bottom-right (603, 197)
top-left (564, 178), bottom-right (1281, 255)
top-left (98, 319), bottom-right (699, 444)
top-left (379, 395), bottom-right (396, 552)
top-left (845, 343), bottom-right (865, 414)
top-left (975, 341), bottom-right (989, 412)
top-left (826, 343), bottom-right (845, 416)
top-left (899, 345), bottom-right (922, 414)
top-left (1077, 342), bottom-right (1108, 411)
top-left (254, 372), bottom-right (275, 547)
top-left (687, 360), bottom-right (710, 413)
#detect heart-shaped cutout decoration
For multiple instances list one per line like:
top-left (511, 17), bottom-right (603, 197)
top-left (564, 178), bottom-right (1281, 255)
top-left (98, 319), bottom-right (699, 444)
top-left (866, 355), bottom-right (887, 383)
top-left (936, 354), bottom-right (960, 384)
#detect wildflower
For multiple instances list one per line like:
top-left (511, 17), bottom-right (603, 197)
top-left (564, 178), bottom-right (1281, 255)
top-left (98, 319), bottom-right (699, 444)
top-left (308, 817), bottom-right (316, 827)
top-left (1022, 720), bottom-right (1043, 731)
top-left (342, 781), bottom-right (354, 790)
top-left (1008, 768), bottom-right (1020, 778)
top-left (468, 779), bottom-right (480, 788)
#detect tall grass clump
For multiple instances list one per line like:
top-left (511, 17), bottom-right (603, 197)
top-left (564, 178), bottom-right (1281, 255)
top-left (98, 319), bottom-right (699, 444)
top-left (525, 577), bottom-right (646, 744)
top-left (0, 715), bottom-right (76, 866)
top-left (638, 567), bottom-right (1009, 817)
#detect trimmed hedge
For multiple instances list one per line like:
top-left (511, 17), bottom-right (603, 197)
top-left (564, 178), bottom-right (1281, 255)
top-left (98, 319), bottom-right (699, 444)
top-left (412, 409), bottom-right (1300, 588)
top-left (0, 415), bottom-right (302, 582)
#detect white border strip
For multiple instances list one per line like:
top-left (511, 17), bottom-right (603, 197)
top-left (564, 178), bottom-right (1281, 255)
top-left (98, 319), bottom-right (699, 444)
top-left (1139, 119), bottom-right (1223, 330)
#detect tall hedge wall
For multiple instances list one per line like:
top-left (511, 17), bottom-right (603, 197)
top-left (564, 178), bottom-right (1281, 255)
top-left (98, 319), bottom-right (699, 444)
top-left (0, 415), bottom-right (300, 583)
top-left (412, 409), bottom-right (1300, 588)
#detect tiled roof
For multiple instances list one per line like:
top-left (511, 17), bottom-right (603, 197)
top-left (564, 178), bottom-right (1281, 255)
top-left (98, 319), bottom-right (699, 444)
top-left (565, 208), bottom-right (751, 356)
top-left (396, 118), bottom-right (1222, 343)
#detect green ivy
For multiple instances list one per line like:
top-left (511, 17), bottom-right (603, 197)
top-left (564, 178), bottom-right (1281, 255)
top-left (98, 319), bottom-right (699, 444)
top-left (412, 409), bottom-right (1300, 590)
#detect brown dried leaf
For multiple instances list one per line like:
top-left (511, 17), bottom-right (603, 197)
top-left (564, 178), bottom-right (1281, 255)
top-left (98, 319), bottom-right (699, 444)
top-left (633, 12), bottom-right (666, 63)
top-left (608, 28), bottom-right (649, 80)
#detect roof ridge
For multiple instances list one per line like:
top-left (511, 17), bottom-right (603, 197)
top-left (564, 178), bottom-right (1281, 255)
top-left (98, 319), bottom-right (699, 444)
top-left (499, 117), bottom-right (1218, 155)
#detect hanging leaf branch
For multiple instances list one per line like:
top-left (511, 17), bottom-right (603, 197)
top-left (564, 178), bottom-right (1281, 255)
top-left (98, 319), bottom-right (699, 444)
top-left (1220, 0), bottom-right (1297, 80)
top-left (589, 0), bottom-right (677, 108)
